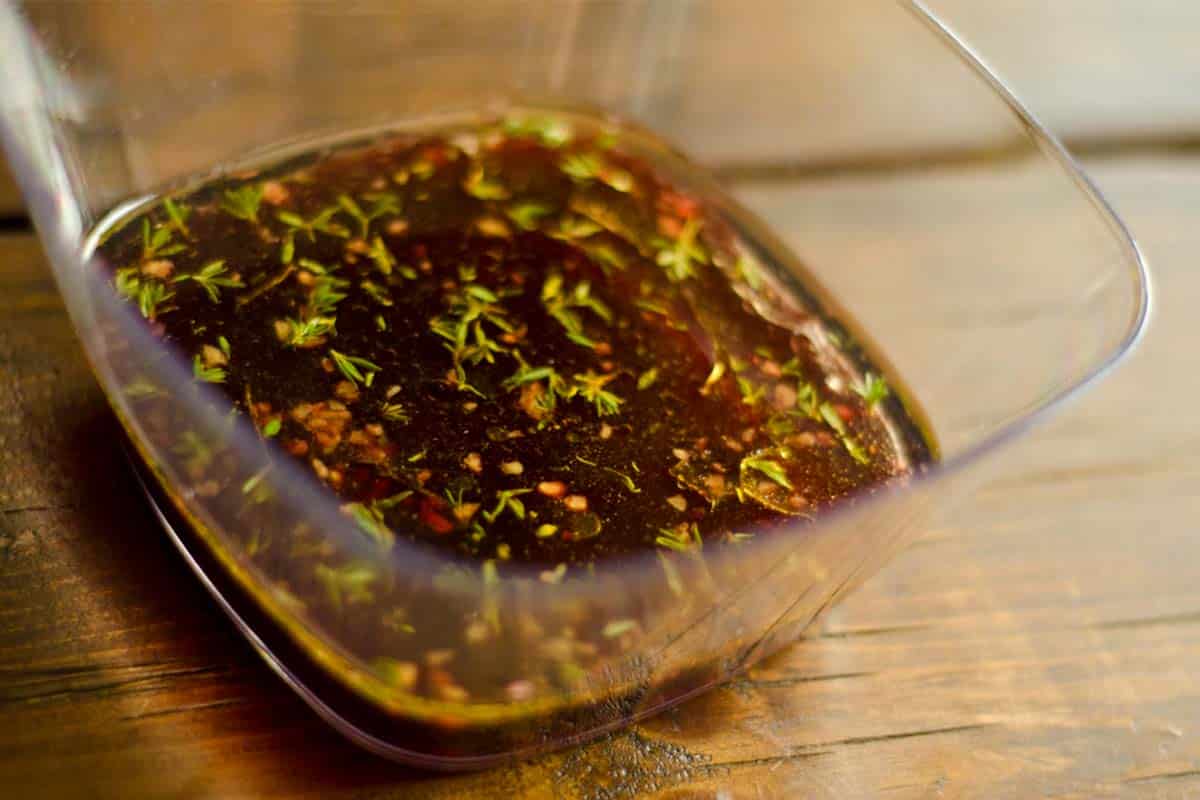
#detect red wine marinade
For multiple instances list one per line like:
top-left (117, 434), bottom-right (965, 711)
top-left (97, 115), bottom-right (931, 574)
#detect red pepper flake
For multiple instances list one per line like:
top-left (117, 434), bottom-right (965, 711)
top-left (419, 497), bottom-right (455, 534)
top-left (657, 214), bottom-right (682, 238)
top-left (658, 188), bottom-right (701, 220)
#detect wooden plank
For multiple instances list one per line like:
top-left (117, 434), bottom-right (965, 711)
top-left (0, 161), bottom-right (19, 216)
top-left (0, 155), bottom-right (1194, 797)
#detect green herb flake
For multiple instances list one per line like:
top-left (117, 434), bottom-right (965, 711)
top-left (284, 315), bottom-right (336, 348)
top-left (504, 116), bottom-right (572, 147)
top-left (574, 370), bottom-right (623, 417)
top-left (343, 502), bottom-right (396, 550)
top-left (655, 523), bottom-right (702, 553)
top-left (855, 373), bottom-right (890, 408)
top-left (375, 491), bottom-right (413, 510)
top-left (162, 197), bottom-right (191, 237)
top-left (381, 402), bottom-right (408, 423)
top-left (363, 237), bottom-right (396, 277)
top-left (605, 465), bottom-right (640, 493)
top-left (737, 376), bottom-right (767, 407)
top-left (844, 436), bottom-right (871, 465)
top-left (482, 488), bottom-right (533, 523)
top-left (555, 215), bottom-right (603, 240)
top-left (740, 454), bottom-right (793, 491)
top-left (796, 382), bottom-right (821, 419)
top-left (173, 259), bottom-right (244, 302)
top-left (637, 367), bottom-right (659, 390)
top-left (506, 201), bottom-right (554, 231)
top-left (819, 402), bottom-right (848, 436)
top-left (330, 349), bottom-right (382, 387)
top-left (561, 152), bottom-right (601, 182)
top-left (700, 360), bottom-right (727, 394)
top-left (542, 275), bottom-right (611, 349)
top-left (136, 281), bottom-right (174, 320)
top-left (277, 205), bottom-right (350, 241)
top-left (655, 218), bottom-right (707, 282)
top-left (602, 619), bottom-right (637, 638)
top-left (338, 193), bottom-right (401, 239)
top-left (280, 230), bottom-right (295, 265)
top-left (463, 164), bottom-right (511, 200)
top-left (262, 417), bottom-right (282, 438)
top-left (241, 468), bottom-right (269, 496)
top-left (314, 562), bottom-right (377, 612)
top-left (220, 184), bottom-right (264, 223)
top-left (140, 218), bottom-right (186, 260)
top-left (192, 353), bottom-right (226, 384)
top-left (362, 279), bottom-right (394, 307)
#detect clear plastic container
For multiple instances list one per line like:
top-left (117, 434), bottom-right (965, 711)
top-left (0, 0), bottom-right (1148, 768)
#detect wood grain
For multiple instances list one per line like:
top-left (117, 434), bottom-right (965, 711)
top-left (0, 156), bottom-right (1195, 798)
top-left (0, 161), bottom-right (19, 217)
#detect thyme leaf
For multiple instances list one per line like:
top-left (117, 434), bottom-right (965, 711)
top-left (277, 204), bottom-right (350, 241)
top-left (162, 198), bottom-right (191, 238)
top-left (330, 349), bottom-right (381, 387)
top-left (855, 373), bottom-right (889, 408)
top-left (655, 218), bottom-right (707, 282)
top-left (338, 193), bottom-right (400, 238)
top-left (740, 454), bottom-right (793, 490)
top-left (481, 488), bottom-right (533, 523)
top-left (574, 370), bottom-right (623, 417)
top-left (284, 315), bottom-right (335, 348)
top-left (192, 353), bottom-right (226, 384)
top-left (173, 259), bottom-right (244, 302)
top-left (220, 185), bottom-right (263, 223)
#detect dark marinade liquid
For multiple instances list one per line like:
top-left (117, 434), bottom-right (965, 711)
top-left (96, 116), bottom-right (932, 569)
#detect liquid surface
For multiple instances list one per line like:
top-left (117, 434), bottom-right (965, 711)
top-left (96, 115), bottom-right (930, 568)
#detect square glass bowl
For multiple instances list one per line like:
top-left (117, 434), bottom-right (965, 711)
top-left (0, 0), bottom-right (1147, 768)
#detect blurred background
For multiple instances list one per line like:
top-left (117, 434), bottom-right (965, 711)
top-left (2, 0), bottom-right (1199, 213)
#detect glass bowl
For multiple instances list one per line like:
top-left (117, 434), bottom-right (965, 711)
top-left (0, 0), bottom-right (1148, 768)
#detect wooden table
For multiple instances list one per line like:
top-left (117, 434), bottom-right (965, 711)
top-left (3, 3), bottom-right (1200, 797)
